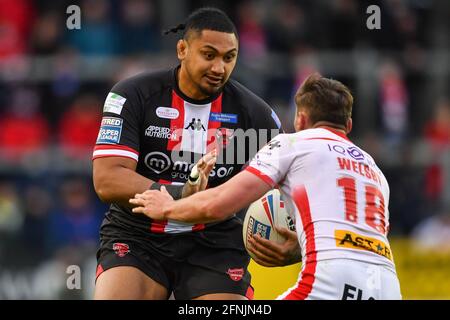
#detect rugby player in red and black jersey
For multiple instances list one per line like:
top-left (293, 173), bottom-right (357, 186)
top-left (92, 7), bottom-right (297, 300)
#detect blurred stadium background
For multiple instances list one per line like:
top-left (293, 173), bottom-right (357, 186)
top-left (0, 0), bottom-right (449, 299)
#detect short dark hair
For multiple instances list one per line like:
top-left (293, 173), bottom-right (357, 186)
top-left (295, 73), bottom-right (353, 126)
top-left (164, 7), bottom-right (238, 40)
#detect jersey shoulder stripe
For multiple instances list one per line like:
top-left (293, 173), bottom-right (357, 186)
top-left (92, 144), bottom-right (139, 161)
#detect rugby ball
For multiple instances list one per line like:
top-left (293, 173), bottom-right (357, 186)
top-left (242, 189), bottom-right (296, 260)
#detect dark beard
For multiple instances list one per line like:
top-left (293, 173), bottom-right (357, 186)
top-left (198, 82), bottom-right (222, 97)
top-left (184, 66), bottom-right (224, 98)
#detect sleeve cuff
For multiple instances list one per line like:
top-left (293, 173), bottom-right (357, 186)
top-left (245, 166), bottom-right (277, 188)
top-left (92, 144), bottom-right (139, 162)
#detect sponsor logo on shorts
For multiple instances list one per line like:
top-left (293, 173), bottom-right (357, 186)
top-left (96, 117), bottom-right (123, 144)
top-left (104, 92), bottom-right (126, 115)
top-left (156, 107), bottom-right (179, 119)
top-left (113, 242), bottom-right (130, 257)
top-left (227, 268), bottom-right (244, 281)
top-left (342, 283), bottom-right (375, 300)
top-left (335, 230), bottom-right (392, 261)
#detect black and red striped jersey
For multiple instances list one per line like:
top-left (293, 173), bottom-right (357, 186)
top-left (93, 66), bottom-right (282, 233)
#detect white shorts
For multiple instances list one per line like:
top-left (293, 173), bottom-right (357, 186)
top-left (278, 259), bottom-right (402, 300)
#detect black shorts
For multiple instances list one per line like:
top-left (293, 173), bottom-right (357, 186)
top-left (96, 212), bottom-right (253, 300)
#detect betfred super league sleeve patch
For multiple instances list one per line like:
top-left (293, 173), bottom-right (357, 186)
top-left (96, 117), bottom-right (123, 144)
top-left (103, 92), bottom-right (126, 115)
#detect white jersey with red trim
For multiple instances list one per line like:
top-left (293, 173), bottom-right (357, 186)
top-left (247, 128), bottom-right (397, 274)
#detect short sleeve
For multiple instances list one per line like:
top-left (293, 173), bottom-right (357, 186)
top-left (93, 79), bottom-right (142, 162)
top-left (253, 105), bottom-right (284, 138)
top-left (246, 134), bottom-right (293, 187)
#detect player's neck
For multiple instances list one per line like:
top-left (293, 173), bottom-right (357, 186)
top-left (177, 67), bottom-right (209, 100)
top-left (313, 122), bottom-right (347, 135)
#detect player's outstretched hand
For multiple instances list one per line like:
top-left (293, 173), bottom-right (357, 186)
top-left (182, 149), bottom-right (217, 197)
top-left (247, 226), bottom-right (302, 267)
top-left (129, 186), bottom-right (174, 220)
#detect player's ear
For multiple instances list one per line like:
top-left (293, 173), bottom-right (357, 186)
top-left (294, 109), bottom-right (301, 132)
top-left (346, 118), bottom-right (353, 134)
top-left (299, 111), bottom-right (309, 131)
top-left (294, 110), bottom-right (307, 132)
top-left (177, 39), bottom-right (187, 60)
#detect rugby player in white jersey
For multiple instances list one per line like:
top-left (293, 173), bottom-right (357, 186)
top-left (130, 74), bottom-right (402, 300)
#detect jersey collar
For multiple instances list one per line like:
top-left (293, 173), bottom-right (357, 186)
top-left (323, 127), bottom-right (351, 142)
